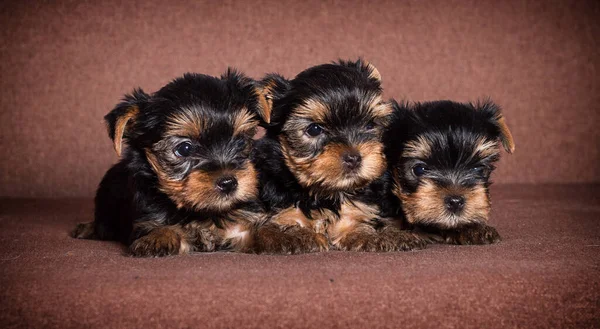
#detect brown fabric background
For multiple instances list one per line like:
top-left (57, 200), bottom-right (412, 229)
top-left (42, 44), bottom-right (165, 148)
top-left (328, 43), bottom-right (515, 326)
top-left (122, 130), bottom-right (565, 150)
top-left (0, 0), bottom-right (599, 197)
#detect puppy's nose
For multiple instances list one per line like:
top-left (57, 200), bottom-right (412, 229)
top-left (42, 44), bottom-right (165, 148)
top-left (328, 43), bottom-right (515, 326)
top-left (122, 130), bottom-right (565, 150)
top-left (342, 152), bottom-right (362, 171)
top-left (445, 195), bottom-right (465, 213)
top-left (215, 176), bottom-right (238, 195)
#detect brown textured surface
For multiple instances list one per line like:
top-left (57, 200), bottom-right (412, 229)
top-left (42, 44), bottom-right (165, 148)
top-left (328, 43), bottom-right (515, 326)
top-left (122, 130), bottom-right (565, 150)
top-left (1, 0), bottom-right (599, 197)
top-left (1, 184), bottom-right (599, 328)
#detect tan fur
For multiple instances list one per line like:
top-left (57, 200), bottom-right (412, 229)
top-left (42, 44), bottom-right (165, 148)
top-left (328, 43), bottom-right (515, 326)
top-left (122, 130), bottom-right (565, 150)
top-left (461, 185), bottom-right (491, 223)
top-left (329, 201), bottom-right (379, 246)
top-left (271, 206), bottom-right (313, 228)
top-left (166, 107), bottom-right (205, 138)
top-left (497, 116), bottom-right (516, 153)
top-left (365, 62), bottom-right (382, 82)
top-left (391, 168), bottom-right (404, 199)
top-left (255, 86), bottom-right (273, 124)
top-left (293, 98), bottom-right (329, 123)
top-left (221, 208), bottom-right (329, 253)
top-left (181, 221), bottom-right (221, 252)
top-left (366, 95), bottom-right (392, 121)
top-left (130, 225), bottom-right (191, 256)
top-left (402, 136), bottom-right (433, 159)
top-left (328, 200), bottom-right (427, 251)
top-left (399, 180), bottom-right (489, 229)
top-left (271, 206), bottom-right (333, 236)
top-left (281, 139), bottom-right (386, 192)
top-left (232, 107), bottom-right (259, 136)
top-left (442, 224), bottom-right (501, 245)
top-left (222, 224), bottom-right (252, 248)
top-left (113, 105), bottom-right (139, 157)
top-left (356, 141), bottom-right (387, 179)
top-left (308, 143), bottom-right (349, 185)
top-left (146, 150), bottom-right (258, 212)
top-left (473, 139), bottom-right (500, 159)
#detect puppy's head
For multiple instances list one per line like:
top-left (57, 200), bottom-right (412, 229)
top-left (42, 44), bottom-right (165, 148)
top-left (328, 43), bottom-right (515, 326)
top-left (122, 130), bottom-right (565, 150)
top-left (262, 59), bottom-right (392, 195)
top-left (105, 70), bottom-right (270, 213)
top-left (386, 100), bottom-right (515, 229)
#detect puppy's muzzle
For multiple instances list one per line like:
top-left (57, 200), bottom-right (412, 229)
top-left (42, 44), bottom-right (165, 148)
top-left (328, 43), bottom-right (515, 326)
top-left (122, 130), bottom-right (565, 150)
top-left (215, 175), bottom-right (238, 195)
top-left (444, 195), bottom-right (465, 214)
top-left (342, 151), bottom-right (362, 171)
top-left (342, 150), bottom-right (362, 172)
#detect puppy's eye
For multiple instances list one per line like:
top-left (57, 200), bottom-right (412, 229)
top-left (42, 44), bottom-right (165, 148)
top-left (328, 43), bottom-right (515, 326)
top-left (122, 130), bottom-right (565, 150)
top-left (174, 142), bottom-right (192, 157)
top-left (305, 123), bottom-right (324, 137)
top-left (471, 165), bottom-right (486, 176)
top-left (412, 164), bottom-right (428, 177)
top-left (365, 121), bottom-right (376, 130)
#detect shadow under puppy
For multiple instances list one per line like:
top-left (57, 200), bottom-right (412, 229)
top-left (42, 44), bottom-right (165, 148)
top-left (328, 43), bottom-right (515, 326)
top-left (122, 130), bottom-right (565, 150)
top-left (253, 60), bottom-right (427, 251)
top-left (72, 70), bottom-right (316, 256)
top-left (385, 100), bottom-right (515, 244)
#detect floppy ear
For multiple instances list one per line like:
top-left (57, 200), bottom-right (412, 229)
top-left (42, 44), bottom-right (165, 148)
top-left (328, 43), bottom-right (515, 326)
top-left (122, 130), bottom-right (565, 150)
top-left (253, 83), bottom-right (273, 125)
top-left (496, 115), bottom-right (515, 154)
top-left (220, 68), bottom-right (278, 126)
top-left (478, 100), bottom-right (515, 154)
top-left (104, 89), bottom-right (150, 157)
top-left (255, 73), bottom-right (291, 127)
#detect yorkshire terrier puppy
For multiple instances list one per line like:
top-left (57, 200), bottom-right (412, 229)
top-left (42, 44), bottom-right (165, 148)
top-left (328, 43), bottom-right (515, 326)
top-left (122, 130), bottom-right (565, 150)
top-left (385, 100), bottom-right (515, 245)
top-left (253, 60), bottom-right (427, 251)
top-left (72, 70), bottom-right (315, 256)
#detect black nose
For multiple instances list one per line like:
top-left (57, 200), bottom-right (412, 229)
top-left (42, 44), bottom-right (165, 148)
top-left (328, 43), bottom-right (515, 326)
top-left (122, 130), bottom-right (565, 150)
top-left (445, 195), bottom-right (465, 213)
top-left (216, 176), bottom-right (238, 194)
top-left (342, 152), bottom-right (362, 171)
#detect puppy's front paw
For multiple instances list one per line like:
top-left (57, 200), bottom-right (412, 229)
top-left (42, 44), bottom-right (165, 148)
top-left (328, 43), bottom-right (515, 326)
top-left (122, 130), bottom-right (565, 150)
top-left (250, 225), bottom-right (328, 254)
top-left (381, 227), bottom-right (429, 251)
top-left (336, 226), bottom-right (428, 252)
top-left (448, 224), bottom-right (501, 245)
top-left (286, 227), bottom-right (329, 253)
top-left (129, 227), bottom-right (187, 257)
top-left (71, 222), bottom-right (96, 239)
top-left (336, 231), bottom-right (383, 252)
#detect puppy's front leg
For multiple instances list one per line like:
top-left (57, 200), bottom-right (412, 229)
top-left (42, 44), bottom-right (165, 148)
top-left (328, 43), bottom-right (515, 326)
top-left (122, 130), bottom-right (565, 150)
top-left (438, 224), bottom-right (501, 245)
top-left (261, 206), bottom-right (329, 254)
top-left (129, 222), bottom-right (192, 257)
top-left (71, 222), bottom-right (97, 239)
top-left (331, 202), bottom-right (428, 252)
top-left (248, 222), bottom-right (328, 254)
top-left (221, 208), bottom-right (327, 254)
top-left (331, 220), bottom-right (427, 252)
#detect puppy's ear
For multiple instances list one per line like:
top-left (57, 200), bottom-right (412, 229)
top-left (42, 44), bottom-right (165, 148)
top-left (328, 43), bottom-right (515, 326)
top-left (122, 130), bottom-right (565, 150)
top-left (496, 115), bottom-right (515, 153)
top-left (221, 68), bottom-right (278, 125)
top-left (363, 60), bottom-right (382, 82)
top-left (337, 58), bottom-right (382, 83)
top-left (104, 89), bottom-right (150, 157)
top-left (479, 101), bottom-right (516, 154)
top-left (256, 73), bottom-right (291, 127)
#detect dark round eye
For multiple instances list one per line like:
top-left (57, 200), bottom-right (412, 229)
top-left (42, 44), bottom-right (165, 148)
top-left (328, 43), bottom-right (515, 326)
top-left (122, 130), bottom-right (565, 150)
top-left (471, 165), bottom-right (486, 175)
top-left (174, 142), bottom-right (192, 157)
top-left (412, 164), bottom-right (428, 177)
top-left (305, 123), bottom-right (324, 137)
top-left (365, 122), bottom-right (376, 130)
